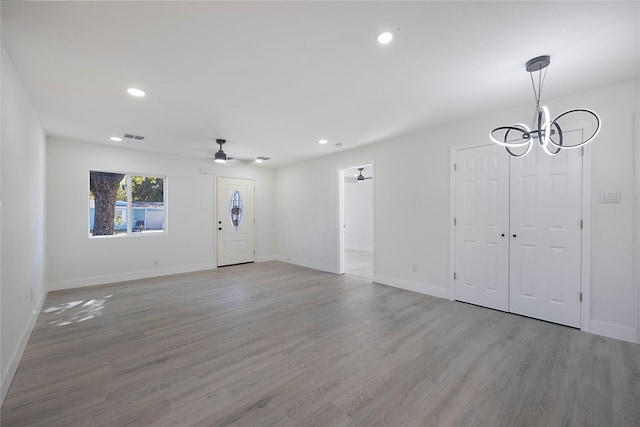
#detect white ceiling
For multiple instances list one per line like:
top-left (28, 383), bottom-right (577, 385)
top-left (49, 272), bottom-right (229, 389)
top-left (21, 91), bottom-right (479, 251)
top-left (2, 1), bottom-right (639, 168)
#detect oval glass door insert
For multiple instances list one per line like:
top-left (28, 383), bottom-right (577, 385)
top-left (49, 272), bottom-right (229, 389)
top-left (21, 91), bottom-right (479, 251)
top-left (229, 190), bottom-right (243, 229)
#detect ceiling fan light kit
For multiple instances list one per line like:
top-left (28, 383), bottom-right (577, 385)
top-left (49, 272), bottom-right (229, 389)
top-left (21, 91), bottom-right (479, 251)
top-left (356, 167), bottom-right (372, 182)
top-left (212, 139), bottom-right (270, 164)
top-left (214, 138), bottom-right (227, 163)
top-left (489, 55), bottom-right (601, 158)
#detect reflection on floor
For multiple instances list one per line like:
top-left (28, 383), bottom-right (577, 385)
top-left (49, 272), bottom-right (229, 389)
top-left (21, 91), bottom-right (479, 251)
top-left (345, 249), bottom-right (372, 280)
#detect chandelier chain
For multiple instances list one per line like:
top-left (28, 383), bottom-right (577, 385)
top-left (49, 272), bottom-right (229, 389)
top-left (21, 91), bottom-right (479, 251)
top-left (529, 66), bottom-right (548, 110)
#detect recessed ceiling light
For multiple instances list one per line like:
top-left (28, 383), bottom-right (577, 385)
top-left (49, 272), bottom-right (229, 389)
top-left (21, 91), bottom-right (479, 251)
top-left (110, 136), bottom-right (122, 142)
top-left (318, 139), bottom-right (328, 145)
top-left (127, 87), bottom-right (146, 97)
top-left (377, 32), bottom-right (393, 45)
top-left (255, 158), bottom-right (263, 163)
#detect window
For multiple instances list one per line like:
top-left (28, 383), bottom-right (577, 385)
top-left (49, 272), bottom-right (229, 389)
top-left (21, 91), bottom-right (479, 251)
top-left (89, 171), bottom-right (165, 237)
top-left (229, 190), bottom-right (243, 229)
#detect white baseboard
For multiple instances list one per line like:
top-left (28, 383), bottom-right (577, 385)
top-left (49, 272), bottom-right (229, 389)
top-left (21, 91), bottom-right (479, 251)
top-left (373, 274), bottom-right (450, 300)
top-left (277, 256), bottom-right (339, 274)
top-left (47, 262), bottom-right (217, 291)
top-left (344, 245), bottom-right (373, 252)
top-left (256, 255), bottom-right (278, 263)
top-left (590, 319), bottom-right (638, 343)
top-left (1, 289), bottom-right (48, 404)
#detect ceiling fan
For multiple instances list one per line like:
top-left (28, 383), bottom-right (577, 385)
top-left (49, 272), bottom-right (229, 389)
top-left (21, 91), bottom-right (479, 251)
top-left (346, 167), bottom-right (373, 183)
top-left (213, 139), bottom-right (270, 164)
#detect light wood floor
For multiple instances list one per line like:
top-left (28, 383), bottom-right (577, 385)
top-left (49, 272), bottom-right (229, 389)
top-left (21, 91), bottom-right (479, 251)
top-left (344, 249), bottom-right (372, 280)
top-left (2, 261), bottom-right (639, 426)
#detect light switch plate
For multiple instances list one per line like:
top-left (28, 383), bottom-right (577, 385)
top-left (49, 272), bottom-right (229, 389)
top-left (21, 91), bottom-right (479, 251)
top-left (599, 190), bottom-right (621, 203)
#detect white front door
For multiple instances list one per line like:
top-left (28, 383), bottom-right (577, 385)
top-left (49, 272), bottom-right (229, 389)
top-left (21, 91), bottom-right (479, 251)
top-left (454, 144), bottom-right (510, 311)
top-left (509, 134), bottom-right (583, 327)
top-left (217, 177), bottom-right (255, 267)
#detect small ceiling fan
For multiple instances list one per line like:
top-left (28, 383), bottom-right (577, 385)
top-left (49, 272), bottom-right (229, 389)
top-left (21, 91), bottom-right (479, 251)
top-left (213, 139), bottom-right (270, 164)
top-left (346, 167), bottom-right (373, 183)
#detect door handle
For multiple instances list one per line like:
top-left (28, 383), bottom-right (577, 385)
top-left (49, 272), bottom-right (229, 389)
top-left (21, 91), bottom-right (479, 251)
top-left (501, 234), bottom-right (505, 237)
top-left (512, 234), bottom-right (517, 238)
top-left (218, 227), bottom-right (222, 231)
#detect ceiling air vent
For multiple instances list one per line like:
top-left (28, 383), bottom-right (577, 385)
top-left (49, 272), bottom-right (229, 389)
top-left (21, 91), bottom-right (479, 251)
top-left (123, 133), bottom-right (145, 141)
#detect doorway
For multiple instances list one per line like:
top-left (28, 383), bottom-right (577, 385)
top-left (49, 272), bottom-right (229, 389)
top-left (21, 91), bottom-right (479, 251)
top-left (340, 165), bottom-right (374, 280)
top-left (216, 176), bottom-right (255, 267)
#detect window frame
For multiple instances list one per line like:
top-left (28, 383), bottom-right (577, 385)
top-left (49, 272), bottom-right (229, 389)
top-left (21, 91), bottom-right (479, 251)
top-left (88, 170), bottom-right (167, 238)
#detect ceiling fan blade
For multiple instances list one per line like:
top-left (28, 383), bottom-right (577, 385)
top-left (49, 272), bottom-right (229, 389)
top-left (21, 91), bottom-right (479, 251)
top-left (226, 157), bottom-right (253, 164)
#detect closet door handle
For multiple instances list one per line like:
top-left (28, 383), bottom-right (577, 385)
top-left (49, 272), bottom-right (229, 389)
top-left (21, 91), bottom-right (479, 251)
top-left (512, 234), bottom-right (517, 238)
top-left (501, 234), bottom-right (505, 237)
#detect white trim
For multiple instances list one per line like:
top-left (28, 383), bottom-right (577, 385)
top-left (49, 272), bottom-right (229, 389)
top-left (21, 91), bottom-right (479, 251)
top-left (46, 262), bottom-right (216, 291)
top-left (1, 289), bottom-right (48, 404)
top-left (278, 255), bottom-right (339, 274)
top-left (590, 320), bottom-right (637, 344)
top-left (344, 244), bottom-right (373, 252)
top-left (374, 274), bottom-right (450, 300)
top-left (449, 146), bottom-right (457, 301)
top-left (634, 111), bottom-right (640, 343)
top-left (338, 168), bottom-right (345, 274)
top-left (256, 255), bottom-right (278, 263)
top-left (581, 143), bottom-right (592, 333)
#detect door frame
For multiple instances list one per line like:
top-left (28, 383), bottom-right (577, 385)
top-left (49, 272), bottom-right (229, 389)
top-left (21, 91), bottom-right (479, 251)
top-left (215, 175), bottom-right (256, 267)
top-left (338, 163), bottom-right (375, 277)
top-left (450, 138), bottom-right (592, 332)
top-left (634, 112), bottom-right (640, 343)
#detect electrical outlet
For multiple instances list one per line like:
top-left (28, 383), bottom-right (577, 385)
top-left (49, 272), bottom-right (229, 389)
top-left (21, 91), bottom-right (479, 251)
top-left (412, 264), bottom-right (418, 273)
top-left (302, 247), bottom-right (305, 255)
top-left (154, 260), bottom-right (159, 267)
top-left (30, 288), bottom-right (34, 301)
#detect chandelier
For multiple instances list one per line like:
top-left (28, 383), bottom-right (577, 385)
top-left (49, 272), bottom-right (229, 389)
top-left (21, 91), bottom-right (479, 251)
top-left (489, 55), bottom-right (601, 157)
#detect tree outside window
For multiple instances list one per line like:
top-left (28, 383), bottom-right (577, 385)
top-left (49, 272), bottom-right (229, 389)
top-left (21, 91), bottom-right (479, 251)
top-left (89, 171), bottom-right (166, 237)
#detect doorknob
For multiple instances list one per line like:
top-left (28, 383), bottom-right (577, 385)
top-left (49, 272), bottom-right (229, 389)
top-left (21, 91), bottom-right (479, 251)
top-left (512, 234), bottom-right (517, 238)
top-left (501, 233), bottom-right (505, 237)
top-left (218, 227), bottom-right (222, 231)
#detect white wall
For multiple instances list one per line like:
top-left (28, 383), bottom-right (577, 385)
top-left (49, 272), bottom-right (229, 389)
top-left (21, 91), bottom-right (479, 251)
top-left (276, 78), bottom-right (640, 343)
top-left (344, 177), bottom-right (373, 251)
top-left (1, 45), bottom-right (47, 401)
top-left (46, 138), bottom-right (276, 290)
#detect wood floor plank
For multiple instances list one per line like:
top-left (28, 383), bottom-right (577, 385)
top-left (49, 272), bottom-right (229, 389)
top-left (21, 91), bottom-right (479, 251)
top-left (2, 261), bottom-right (639, 426)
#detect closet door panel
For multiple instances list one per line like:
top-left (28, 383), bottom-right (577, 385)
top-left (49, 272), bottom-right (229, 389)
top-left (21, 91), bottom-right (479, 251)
top-left (454, 145), bottom-right (509, 311)
top-left (509, 144), bottom-right (582, 327)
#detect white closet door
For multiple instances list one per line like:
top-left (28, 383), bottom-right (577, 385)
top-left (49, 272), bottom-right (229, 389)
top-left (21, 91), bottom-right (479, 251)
top-left (454, 144), bottom-right (510, 311)
top-left (509, 136), bottom-right (583, 327)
